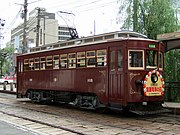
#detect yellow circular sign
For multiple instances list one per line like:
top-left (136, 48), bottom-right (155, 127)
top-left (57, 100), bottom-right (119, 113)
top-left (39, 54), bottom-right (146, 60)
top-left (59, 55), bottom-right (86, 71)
top-left (143, 70), bottom-right (164, 96)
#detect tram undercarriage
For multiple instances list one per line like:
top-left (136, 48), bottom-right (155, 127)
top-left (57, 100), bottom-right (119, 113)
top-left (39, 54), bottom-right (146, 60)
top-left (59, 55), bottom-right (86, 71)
top-left (26, 90), bottom-right (105, 109)
top-left (24, 89), bottom-right (170, 115)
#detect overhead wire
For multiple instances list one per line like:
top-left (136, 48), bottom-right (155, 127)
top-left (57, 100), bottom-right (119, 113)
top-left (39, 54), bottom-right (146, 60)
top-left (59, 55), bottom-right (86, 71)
top-left (37, 0), bottom-right (88, 11)
top-left (6, 0), bottom-right (117, 33)
top-left (54, 0), bottom-right (117, 28)
top-left (67, 0), bottom-right (105, 9)
top-left (36, 0), bottom-right (115, 14)
top-left (4, 0), bottom-right (118, 43)
top-left (73, 0), bottom-right (117, 13)
top-left (3, 7), bottom-right (22, 35)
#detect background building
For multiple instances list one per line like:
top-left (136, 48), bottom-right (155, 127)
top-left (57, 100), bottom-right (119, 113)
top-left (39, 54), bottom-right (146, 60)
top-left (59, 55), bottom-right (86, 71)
top-left (11, 8), bottom-right (72, 51)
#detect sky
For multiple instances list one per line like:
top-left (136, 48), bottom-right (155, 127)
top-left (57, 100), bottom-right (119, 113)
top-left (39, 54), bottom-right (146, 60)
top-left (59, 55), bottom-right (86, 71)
top-left (0, 0), bottom-right (122, 47)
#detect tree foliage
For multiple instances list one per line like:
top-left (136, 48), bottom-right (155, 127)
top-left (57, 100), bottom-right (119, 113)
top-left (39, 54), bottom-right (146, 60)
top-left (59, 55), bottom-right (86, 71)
top-left (117, 0), bottom-right (180, 83)
top-left (164, 49), bottom-right (180, 82)
top-left (1, 43), bottom-right (15, 75)
top-left (118, 0), bottom-right (179, 39)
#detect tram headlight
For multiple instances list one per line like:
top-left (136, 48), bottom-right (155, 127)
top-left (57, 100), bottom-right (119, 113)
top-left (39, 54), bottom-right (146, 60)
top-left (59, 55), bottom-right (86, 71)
top-left (135, 80), bottom-right (143, 86)
top-left (151, 73), bottom-right (158, 83)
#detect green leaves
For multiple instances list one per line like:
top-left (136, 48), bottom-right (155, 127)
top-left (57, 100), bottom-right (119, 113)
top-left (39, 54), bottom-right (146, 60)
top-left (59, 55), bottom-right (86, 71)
top-left (1, 44), bottom-right (14, 75)
top-left (117, 0), bottom-right (179, 39)
top-left (164, 49), bottom-right (180, 82)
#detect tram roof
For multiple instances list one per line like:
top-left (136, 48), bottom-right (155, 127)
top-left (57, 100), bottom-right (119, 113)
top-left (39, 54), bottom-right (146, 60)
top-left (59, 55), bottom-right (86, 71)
top-left (24, 31), bottom-right (157, 55)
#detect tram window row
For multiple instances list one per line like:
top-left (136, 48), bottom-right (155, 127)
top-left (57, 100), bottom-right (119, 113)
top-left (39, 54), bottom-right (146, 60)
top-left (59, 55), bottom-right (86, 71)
top-left (23, 49), bottom-right (107, 71)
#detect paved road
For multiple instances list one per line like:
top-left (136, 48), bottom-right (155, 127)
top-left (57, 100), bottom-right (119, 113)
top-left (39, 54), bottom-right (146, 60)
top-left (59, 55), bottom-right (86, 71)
top-left (0, 120), bottom-right (38, 135)
top-left (0, 93), bottom-right (179, 135)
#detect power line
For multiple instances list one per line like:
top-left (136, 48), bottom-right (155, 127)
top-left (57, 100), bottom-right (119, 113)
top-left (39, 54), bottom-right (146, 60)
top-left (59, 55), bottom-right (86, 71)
top-left (37, 0), bottom-right (115, 14)
top-left (37, 0), bottom-right (85, 10)
top-left (67, 0), bottom-right (105, 9)
top-left (73, 0), bottom-right (117, 13)
top-left (3, 7), bottom-right (22, 35)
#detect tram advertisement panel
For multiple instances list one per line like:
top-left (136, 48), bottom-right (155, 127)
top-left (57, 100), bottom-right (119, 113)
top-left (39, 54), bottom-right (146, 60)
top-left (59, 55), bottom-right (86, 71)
top-left (143, 70), bottom-right (165, 96)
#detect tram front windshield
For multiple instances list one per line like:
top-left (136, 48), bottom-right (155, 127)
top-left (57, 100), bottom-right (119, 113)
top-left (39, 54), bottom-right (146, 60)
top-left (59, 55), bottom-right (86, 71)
top-left (146, 50), bottom-right (158, 69)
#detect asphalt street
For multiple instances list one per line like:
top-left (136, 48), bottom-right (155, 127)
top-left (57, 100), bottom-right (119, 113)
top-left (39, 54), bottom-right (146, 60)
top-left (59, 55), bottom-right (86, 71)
top-left (0, 120), bottom-right (38, 135)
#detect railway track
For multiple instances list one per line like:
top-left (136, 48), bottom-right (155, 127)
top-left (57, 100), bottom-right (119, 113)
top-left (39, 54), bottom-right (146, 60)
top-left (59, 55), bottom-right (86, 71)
top-left (0, 93), bottom-right (180, 135)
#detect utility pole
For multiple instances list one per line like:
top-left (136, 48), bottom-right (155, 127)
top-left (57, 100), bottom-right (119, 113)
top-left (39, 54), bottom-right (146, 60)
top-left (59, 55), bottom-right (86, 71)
top-left (22, 0), bottom-right (28, 53)
top-left (36, 7), bottom-right (40, 47)
top-left (43, 16), bottom-right (45, 45)
top-left (36, 7), bottom-right (45, 47)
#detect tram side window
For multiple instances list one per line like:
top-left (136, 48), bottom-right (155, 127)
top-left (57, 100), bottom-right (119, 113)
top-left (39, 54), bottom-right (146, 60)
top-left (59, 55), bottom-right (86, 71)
top-left (46, 56), bottom-right (53, 69)
top-left (146, 50), bottom-right (157, 69)
top-left (129, 50), bottom-right (144, 69)
top-left (60, 54), bottom-right (67, 68)
top-left (40, 57), bottom-right (46, 70)
top-left (158, 52), bottom-right (163, 69)
top-left (34, 57), bottom-right (40, 70)
top-left (68, 53), bottom-right (76, 68)
top-left (118, 49), bottom-right (123, 70)
top-left (19, 61), bottom-right (23, 72)
top-left (29, 58), bottom-right (34, 70)
top-left (97, 50), bottom-right (107, 67)
top-left (110, 51), bottom-right (115, 71)
top-left (21, 61), bottom-right (23, 72)
top-left (53, 55), bottom-right (60, 69)
top-left (86, 51), bottom-right (96, 67)
top-left (77, 52), bottom-right (85, 67)
top-left (24, 59), bottom-right (29, 71)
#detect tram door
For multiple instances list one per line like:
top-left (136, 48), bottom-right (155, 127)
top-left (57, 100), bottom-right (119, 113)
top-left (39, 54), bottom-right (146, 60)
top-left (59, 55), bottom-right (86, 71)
top-left (109, 47), bottom-right (124, 103)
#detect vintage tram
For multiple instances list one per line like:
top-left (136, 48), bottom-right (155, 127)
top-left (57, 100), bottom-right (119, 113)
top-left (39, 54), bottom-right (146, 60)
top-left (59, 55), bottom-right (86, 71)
top-left (16, 31), bottom-right (168, 115)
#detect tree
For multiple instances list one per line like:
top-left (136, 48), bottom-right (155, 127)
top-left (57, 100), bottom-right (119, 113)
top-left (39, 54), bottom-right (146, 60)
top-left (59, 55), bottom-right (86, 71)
top-left (164, 49), bottom-right (180, 82)
top-left (1, 43), bottom-right (14, 75)
top-left (117, 0), bottom-right (179, 39)
top-left (117, 0), bottom-right (180, 83)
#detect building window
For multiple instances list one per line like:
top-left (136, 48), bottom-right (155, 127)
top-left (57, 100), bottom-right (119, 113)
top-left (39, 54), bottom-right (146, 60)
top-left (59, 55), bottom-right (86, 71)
top-left (58, 26), bottom-right (69, 31)
top-left (59, 31), bottom-right (70, 35)
top-left (58, 36), bottom-right (70, 41)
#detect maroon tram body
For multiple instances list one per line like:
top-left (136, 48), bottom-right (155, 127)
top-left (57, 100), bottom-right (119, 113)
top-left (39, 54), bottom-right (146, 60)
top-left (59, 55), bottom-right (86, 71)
top-left (17, 31), bottom-right (167, 114)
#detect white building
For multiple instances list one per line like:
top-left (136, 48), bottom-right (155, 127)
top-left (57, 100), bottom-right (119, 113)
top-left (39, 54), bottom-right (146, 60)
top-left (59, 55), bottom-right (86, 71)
top-left (11, 8), bottom-right (73, 51)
